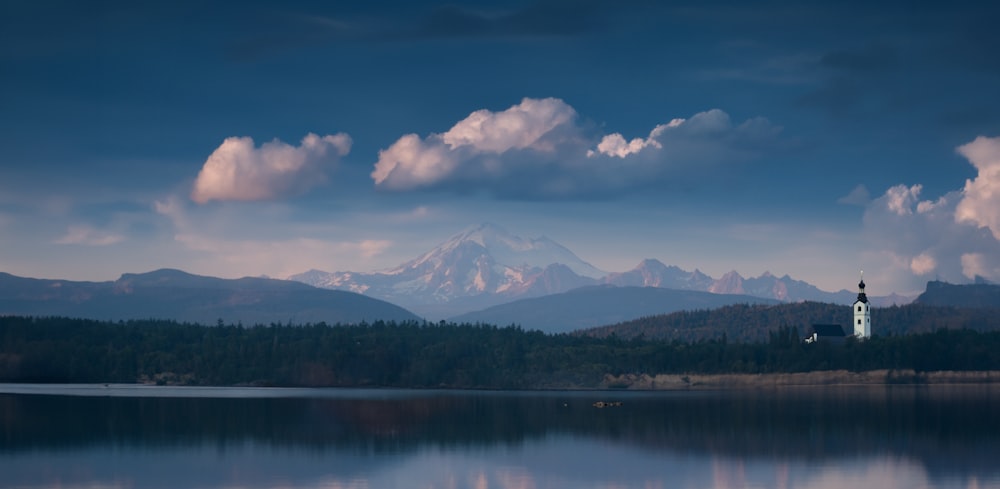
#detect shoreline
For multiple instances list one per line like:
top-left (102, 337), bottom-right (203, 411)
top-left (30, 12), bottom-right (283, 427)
top-left (4, 370), bottom-right (1000, 393)
top-left (602, 370), bottom-right (1000, 390)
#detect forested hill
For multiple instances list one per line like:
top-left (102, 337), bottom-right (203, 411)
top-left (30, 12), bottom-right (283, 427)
top-left (0, 269), bottom-right (419, 325)
top-left (582, 302), bottom-right (1000, 343)
top-left (915, 281), bottom-right (1000, 308)
top-left (5, 316), bottom-right (1000, 388)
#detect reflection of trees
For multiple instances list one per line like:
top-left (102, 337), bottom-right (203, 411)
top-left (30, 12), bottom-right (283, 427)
top-left (3, 387), bottom-right (1000, 473)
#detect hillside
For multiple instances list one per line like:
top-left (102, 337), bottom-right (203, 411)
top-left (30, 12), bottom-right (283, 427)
top-left (449, 285), bottom-right (779, 334)
top-left (582, 302), bottom-right (1000, 343)
top-left (0, 269), bottom-right (419, 325)
top-left (914, 280), bottom-right (1000, 308)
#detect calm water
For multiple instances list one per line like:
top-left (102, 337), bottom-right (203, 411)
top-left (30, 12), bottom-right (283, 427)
top-left (2, 384), bottom-right (999, 489)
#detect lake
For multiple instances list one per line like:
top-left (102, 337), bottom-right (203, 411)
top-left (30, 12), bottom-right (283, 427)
top-left (2, 384), bottom-right (999, 489)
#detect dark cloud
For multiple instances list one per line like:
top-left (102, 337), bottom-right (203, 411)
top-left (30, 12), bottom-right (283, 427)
top-left (226, 0), bottom-right (638, 60)
top-left (394, 0), bottom-right (616, 40)
top-left (820, 43), bottom-right (897, 73)
top-left (795, 42), bottom-right (910, 117)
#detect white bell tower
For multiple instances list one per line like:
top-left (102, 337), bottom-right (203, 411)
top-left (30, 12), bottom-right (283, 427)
top-left (853, 271), bottom-right (871, 339)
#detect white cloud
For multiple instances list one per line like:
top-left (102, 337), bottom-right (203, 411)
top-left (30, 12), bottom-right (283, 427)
top-left (955, 135), bottom-right (1000, 240)
top-left (589, 133), bottom-right (657, 158)
top-left (372, 98), bottom-right (781, 198)
top-left (372, 134), bottom-right (459, 189)
top-left (54, 225), bottom-right (125, 246)
top-left (862, 135), bottom-right (1000, 288)
top-left (192, 132), bottom-right (351, 204)
top-left (440, 97), bottom-right (576, 152)
top-left (884, 184), bottom-right (922, 215)
top-left (909, 253), bottom-right (936, 275)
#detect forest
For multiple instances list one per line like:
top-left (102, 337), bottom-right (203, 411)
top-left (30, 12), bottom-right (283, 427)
top-left (2, 314), bottom-right (1000, 388)
top-left (583, 301), bottom-right (1000, 343)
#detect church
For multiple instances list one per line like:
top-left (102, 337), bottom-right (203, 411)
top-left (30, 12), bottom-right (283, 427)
top-left (853, 272), bottom-right (871, 339)
top-left (806, 272), bottom-right (872, 343)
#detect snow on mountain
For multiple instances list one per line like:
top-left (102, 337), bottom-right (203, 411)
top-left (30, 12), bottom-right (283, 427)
top-left (392, 223), bottom-right (605, 279)
top-left (603, 259), bottom-right (714, 290)
top-left (709, 270), bottom-right (745, 295)
top-left (289, 223), bottom-right (605, 316)
top-left (289, 223), bottom-right (914, 319)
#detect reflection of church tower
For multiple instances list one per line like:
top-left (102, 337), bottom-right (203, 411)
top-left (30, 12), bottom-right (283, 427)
top-left (853, 272), bottom-right (871, 338)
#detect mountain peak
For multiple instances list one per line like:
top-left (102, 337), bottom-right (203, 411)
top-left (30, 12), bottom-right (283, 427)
top-left (709, 270), bottom-right (745, 294)
top-left (635, 258), bottom-right (668, 270)
top-left (452, 222), bottom-right (510, 247)
top-left (421, 224), bottom-right (605, 279)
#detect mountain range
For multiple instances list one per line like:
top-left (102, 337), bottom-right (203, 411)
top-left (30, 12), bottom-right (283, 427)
top-left (0, 269), bottom-right (419, 325)
top-left (290, 223), bottom-right (911, 319)
top-left (0, 223), bottom-right (925, 333)
top-left (449, 285), bottom-right (781, 334)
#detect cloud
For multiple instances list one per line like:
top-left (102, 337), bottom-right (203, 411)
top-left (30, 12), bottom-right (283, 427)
top-left (588, 119), bottom-right (683, 158)
top-left (884, 184), bottom-right (922, 215)
top-left (961, 253), bottom-right (998, 280)
top-left (910, 253), bottom-right (936, 275)
top-left (954, 135), bottom-right (1000, 240)
top-left (837, 184), bottom-right (871, 206)
top-left (372, 98), bottom-right (781, 199)
top-left (154, 195), bottom-right (395, 278)
top-left (229, 0), bottom-right (620, 60)
top-left (191, 133), bottom-right (351, 204)
top-left (407, 1), bottom-right (610, 40)
top-left (862, 135), bottom-right (1000, 287)
top-left (820, 43), bottom-right (898, 73)
top-left (54, 225), bottom-right (125, 246)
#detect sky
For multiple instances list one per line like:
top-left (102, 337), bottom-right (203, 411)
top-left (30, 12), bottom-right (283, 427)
top-left (1, 0), bottom-right (999, 295)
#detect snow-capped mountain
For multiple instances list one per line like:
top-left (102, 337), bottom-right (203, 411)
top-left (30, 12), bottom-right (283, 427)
top-left (289, 223), bottom-right (604, 316)
top-left (289, 224), bottom-right (913, 319)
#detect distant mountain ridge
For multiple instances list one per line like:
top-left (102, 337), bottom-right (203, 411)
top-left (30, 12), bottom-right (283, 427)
top-left (449, 285), bottom-right (780, 334)
top-left (291, 223), bottom-right (912, 318)
top-left (0, 269), bottom-right (419, 325)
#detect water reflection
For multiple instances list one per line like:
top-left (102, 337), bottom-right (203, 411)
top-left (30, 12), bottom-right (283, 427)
top-left (1, 385), bottom-right (998, 488)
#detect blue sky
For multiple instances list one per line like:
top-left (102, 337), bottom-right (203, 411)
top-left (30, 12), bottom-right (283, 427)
top-left (1, 0), bottom-right (999, 295)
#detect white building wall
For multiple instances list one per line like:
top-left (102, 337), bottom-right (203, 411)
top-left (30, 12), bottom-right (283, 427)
top-left (853, 301), bottom-right (871, 338)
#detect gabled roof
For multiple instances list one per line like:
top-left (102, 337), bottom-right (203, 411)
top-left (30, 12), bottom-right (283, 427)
top-left (811, 324), bottom-right (846, 337)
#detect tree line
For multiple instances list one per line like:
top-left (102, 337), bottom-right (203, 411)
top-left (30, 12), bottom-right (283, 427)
top-left (584, 302), bottom-right (1000, 343)
top-left (2, 315), bottom-right (1000, 388)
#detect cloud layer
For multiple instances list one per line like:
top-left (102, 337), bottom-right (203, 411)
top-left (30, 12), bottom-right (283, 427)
top-left (192, 133), bottom-right (351, 204)
top-left (863, 136), bottom-right (1000, 286)
top-left (372, 98), bottom-right (781, 199)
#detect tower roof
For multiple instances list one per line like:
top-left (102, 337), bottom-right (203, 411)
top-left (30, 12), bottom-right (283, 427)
top-left (855, 271), bottom-right (868, 304)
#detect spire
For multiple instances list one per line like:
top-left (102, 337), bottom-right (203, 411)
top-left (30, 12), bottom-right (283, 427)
top-left (856, 270), bottom-right (868, 304)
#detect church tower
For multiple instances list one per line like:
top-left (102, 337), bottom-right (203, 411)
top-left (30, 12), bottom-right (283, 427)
top-left (853, 271), bottom-right (871, 339)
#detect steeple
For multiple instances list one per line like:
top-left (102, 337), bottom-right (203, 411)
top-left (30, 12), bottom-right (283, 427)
top-left (853, 270), bottom-right (871, 338)
top-left (856, 270), bottom-right (868, 304)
